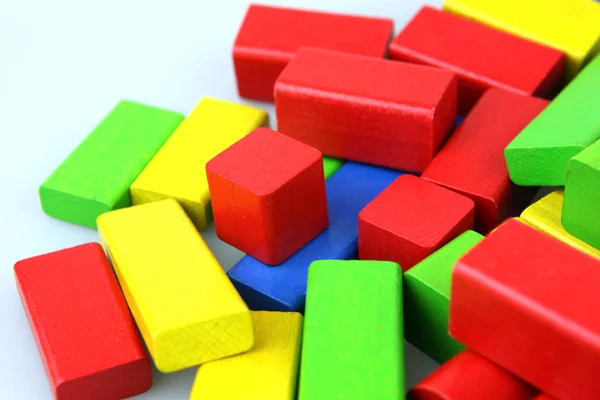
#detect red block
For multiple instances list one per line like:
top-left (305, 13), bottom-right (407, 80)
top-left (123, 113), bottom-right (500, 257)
top-left (534, 396), bottom-right (558, 400)
top-left (450, 219), bottom-right (600, 400)
top-left (358, 174), bottom-right (474, 272)
top-left (408, 350), bottom-right (538, 400)
top-left (14, 243), bottom-right (151, 400)
top-left (421, 89), bottom-right (547, 234)
top-left (233, 4), bottom-right (393, 102)
top-left (388, 6), bottom-right (564, 115)
top-left (206, 127), bottom-right (328, 265)
top-left (275, 48), bottom-right (457, 173)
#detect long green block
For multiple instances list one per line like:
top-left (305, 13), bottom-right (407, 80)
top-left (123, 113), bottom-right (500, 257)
top-left (299, 260), bottom-right (404, 400)
top-left (505, 55), bottom-right (600, 186)
top-left (562, 139), bottom-right (600, 249)
top-left (404, 230), bottom-right (483, 363)
top-left (40, 100), bottom-right (184, 228)
top-left (322, 156), bottom-right (343, 179)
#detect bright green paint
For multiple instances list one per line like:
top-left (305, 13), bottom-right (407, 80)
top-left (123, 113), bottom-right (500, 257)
top-left (322, 157), bottom-right (343, 179)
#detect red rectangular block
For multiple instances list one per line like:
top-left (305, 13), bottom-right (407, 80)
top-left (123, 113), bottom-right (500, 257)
top-left (233, 4), bottom-right (393, 101)
top-left (14, 243), bottom-right (151, 400)
top-left (422, 89), bottom-right (547, 234)
top-left (450, 219), bottom-right (600, 400)
top-left (275, 48), bottom-right (457, 173)
top-left (389, 6), bottom-right (564, 115)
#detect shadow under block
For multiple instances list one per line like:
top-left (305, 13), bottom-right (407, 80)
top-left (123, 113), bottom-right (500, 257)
top-left (359, 175), bottom-right (474, 272)
top-left (443, 0), bottom-right (600, 81)
top-left (130, 97), bottom-right (268, 231)
top-left (207, 128), bottom-right (328, 265)
top-left (39, 100), bottom-right (183, 228)
top-left (275, 48), bottom-right (457, 173)
top-left (97, 199), bottom-right (253, 373)
top-left (190, 311), bottom-right (303, 400)
top-left (227, 162), bottom-right (402, 312)
top-left (422, 89), bottom-right (547, 234)
top-left (404, 230), bottom-right (483, 363)
top-left (450, 219), bottom-right (600, 400)
top-left (389, 6), bottom-right (563, 115)
top-left (14, 243), bottom-right (151, 400)
top-left (233, 4), bottom-right (393, 102)
top-left (299, 260), bottom-right (404, 400)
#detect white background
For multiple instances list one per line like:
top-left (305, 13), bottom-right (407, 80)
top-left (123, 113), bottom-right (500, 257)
top-left (0, 0), bottom-right (442, 398)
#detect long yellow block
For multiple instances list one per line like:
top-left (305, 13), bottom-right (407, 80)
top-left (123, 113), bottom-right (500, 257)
top-left (190, 311), bottom-right (303, 400)
top-left (130, 98), bottom-right (268, 230)
top-left (444, 0), bottom-right (600, 81)
top-left (97, 199), bottom-right (253, 373)
top-left (520, 190), bottom-right (600, 259)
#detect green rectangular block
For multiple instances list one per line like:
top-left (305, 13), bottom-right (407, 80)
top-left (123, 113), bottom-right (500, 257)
top-left (40, 100), bottom-right (184, 228)
top-left (299, 260), bottom-right (404, 400)
top-left (404, 230), bottom-right (483, 363)
top-left (322, 157), bottom-right (343, 179)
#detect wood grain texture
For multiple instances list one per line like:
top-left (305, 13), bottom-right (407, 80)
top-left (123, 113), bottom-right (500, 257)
top-left (14, 243), bottom-right (151, 400)
top-left (97, 199), bottom-right (253, 373)
top-left (275, 47), bottom-right (457, 173)
top-left (299, 260), bottom-right (404, 400)
top-left (450, 218), bottom-right (600, 400)
top-left (233, 4), bottom-right (393, 101)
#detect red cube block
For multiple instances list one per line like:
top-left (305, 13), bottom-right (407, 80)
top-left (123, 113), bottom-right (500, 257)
top-left (206, 128), bottom-right (328, 265)
top-left (358, 174), bottom-right (474, 272)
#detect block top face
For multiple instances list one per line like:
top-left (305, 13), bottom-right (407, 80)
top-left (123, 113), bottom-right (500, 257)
top-left (572, 139), bottom-right (600, 171)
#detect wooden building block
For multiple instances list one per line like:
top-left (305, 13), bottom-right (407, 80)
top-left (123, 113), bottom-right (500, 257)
top-left (534, 396), bottom-right (558, 400)
top-left (97, 199), bottom-right (253, 373)
top-left (359, 175), bottom-right (474, 272)
top-left (227, 162), bottom-right (401, 312)
top-left (299, 260), bottom-right (404, 400)
top-left (130, 97), bottom-right (268, 230)
top-left (207, 128), bottom-right (328, 265)
top-left (505, 55), bottom-right (600, 186)
top-left (14, 243), bottom-right (151, 400)
top-left (450, 218), bottom-right (600, 400)
top-left (443, 0), bottom-right (600, 81)
top-left (233, 4), bottom-right (393, 101)
top-left (422, 89), bottom-right (547, 234)
top-left (408, 350), bottom-right (537, 400)
top-left (39, 100), bottom-right (183, 228)
top-left (275, 48), bottom-right (457, 173)
top-left (190, 311), bottom-right (302, 400)
top-left (404, 230), bottom-right (483, 363)
top-left (322, 157), bottom-right (343, 179)
top-left (389, 6), bottom-right (563, 115)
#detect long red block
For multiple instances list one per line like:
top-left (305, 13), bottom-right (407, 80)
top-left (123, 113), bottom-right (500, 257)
top-left (14, 243), bottom-right (151, 400)
top-left (450, 219), bottom-right (600, 400)
top-left (233, 4), bottom-right (393, 102)
top-left (534, 396), bottom-right (558, 400)
top-left (206, 128), bottom-right (328, 265)
top-left (422, 89), bottom-right (547, 234)
top-left (389, 6), bottom-right (564, 115)
top-left (358, 175), bottom-right (474, 272)
top-left (275, 48), bottom-right (457, 173)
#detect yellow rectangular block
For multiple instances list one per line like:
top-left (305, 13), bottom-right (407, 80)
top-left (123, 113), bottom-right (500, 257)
top-left (130, 97), bottom-right (268, 230)
top-left (97, 199), bottom-right (253, 373)
top-left (190, 311), bottom-right (303, 400)
top-left (444, 0), bottom-right (600, 81)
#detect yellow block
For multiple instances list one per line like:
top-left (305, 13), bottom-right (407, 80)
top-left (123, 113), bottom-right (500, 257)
top-left (97, 199), bottom-right (253, 373)
top-left (443, 0), bottom-right (600, 81)
top-left (190, 311), bottom-right (303, 400)
top-left (520, 190), bottom-right (600, 259)
top-left (130, 97), bottom-right (268, 230)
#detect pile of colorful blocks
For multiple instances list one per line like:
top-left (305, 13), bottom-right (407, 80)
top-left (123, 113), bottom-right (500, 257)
top-left (14, 0), bottom-right (600, 399)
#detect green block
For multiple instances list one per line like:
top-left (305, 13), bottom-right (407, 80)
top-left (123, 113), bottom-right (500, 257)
top-left (299, 260), bottom-right (404, 400)
top-left (323, 156), bottom-right (343, 179)
top-left (40, 100), bottom-right (184, 228)
top-left (562, 140), bottom-right (600, 249)
top-left (404, 230), bottom-right (483, 363)
top-left (505, 55), bottom-right (600, 186)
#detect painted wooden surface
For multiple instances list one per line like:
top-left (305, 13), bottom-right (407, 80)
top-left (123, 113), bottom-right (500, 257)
top-left (322, 157), bottom-right (343, 179)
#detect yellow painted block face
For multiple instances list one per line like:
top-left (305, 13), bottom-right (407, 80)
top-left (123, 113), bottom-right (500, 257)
top-left (520, 190), bottom-right (600, 259)
top-left (97, 199), bottom-right (253, 372)
top-left (190, 311), bottom-right (303, 400)
top-left (130, 98), bottom-right (268, 230)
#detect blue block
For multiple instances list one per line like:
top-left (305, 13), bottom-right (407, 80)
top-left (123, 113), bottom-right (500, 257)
top-left (227, 162), bottom-right (403, 312)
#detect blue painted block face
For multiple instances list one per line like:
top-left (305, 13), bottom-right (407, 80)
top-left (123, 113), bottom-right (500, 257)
top-left (227, 161), bottom-right (403, 312)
